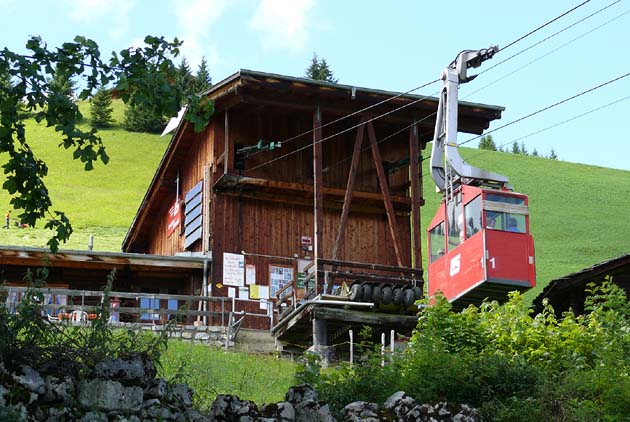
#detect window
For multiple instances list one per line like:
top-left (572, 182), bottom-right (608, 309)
top-left (464, 196), bottom-right (482, 239)
top-left (485, 193), bottom-right (525, 205)
top-left (485, 210), bottom-right (525, 233)
top-left (429, 222), bottom-right (446, 263)
top-left (447, 198), bottom-right (463, 250)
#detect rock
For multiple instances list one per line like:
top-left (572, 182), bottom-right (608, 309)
top-left (43, 375), bottom-right (75, 404)
top-left (170, 383), bottom-right (194, 407)
top-left (0, 384), bottom-right (6, 407)
top-left (286, 384), bottom-right (319, 404)
top-left (80, 411), bottom-right (108, 422)
top-left (211, 394), bottom-right (259, 421)
top-left (13, 365), bottom-right (46, 394)
top-left (343, 401), bottom-right (380, 422)
top-left (94, 355), bottom-right (155, 385)
top-left (144, 377), bottom-right (168, 399)
top-left (78, 379), bottom-right (143, 412)
top-left (383, 391), bottom-right (418, 420)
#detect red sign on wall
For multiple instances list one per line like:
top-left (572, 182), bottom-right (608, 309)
top-left (167, 200), bottom-right (181, 236)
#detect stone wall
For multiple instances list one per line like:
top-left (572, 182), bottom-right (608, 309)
top-left (114, 322), bottom-right (233, 349)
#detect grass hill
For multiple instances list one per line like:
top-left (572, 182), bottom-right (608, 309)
top-left (1, 101), bottom-right (629, 300)
top-left (0, 100), bottom-right (168, 251)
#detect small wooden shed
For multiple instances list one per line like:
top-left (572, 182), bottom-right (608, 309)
top-left (122, 69), bottom-right (503, 330)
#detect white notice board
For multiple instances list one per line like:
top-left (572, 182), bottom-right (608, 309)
top-left (223, 253), bottom-right (245, 286)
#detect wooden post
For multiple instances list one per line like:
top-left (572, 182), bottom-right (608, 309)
top-left (224, 111), bottom-right (232, 175)
top-left (409, 120), bottom-right (422, 272)
top-left (332, 118), bottom-right (366, 261)
top-left (313, 106), bottom-right (323, 294)
top-left (366, 122), bottom-right (404, 267)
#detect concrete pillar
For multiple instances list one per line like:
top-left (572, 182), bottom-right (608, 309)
top-left (312, 317), bottom-right (329, 365)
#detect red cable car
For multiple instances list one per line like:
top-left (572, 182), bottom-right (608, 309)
top-left (426, 46), bottom-right (536, 309)
top-left (427, 185), bottom-right (535, 309)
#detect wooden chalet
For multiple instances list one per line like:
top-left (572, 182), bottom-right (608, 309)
top-left (122, 69), bottom-right (503, 341)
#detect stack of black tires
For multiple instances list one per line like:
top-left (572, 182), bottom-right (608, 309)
top-left (348, 282), bottom-right (422, 308)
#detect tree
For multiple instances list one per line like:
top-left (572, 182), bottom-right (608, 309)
top-left (177, 57), bottom-right (195, 98)
top-left (123, 103), bottom-right (166, 133)
top-left (532, 148), bottom-right (539, 157)
top-left (478, 135), bottom-right (497, 151)
top-left (48, 70), bottom-right (78, 98)
top-left (520, 142), bottom-right (528, 155)
top-left (549, 148), bottom-right (558, 160)
top-left (0, 35), bottom-right (215, 251)
top-left (511, 142), bottom-right (521, 154)
top-left (90, 88), bottom-right (114, 128)
top-left (305, 53), bottom-right (338, 83)
top-left (194, 56), bottom-right (212, 94)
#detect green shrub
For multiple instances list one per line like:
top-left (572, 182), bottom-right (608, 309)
top-left (299, 281), bottom-right (630, 420)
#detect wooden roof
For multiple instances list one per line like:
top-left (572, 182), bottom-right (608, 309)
top-left (0, 245), bottom-right (206, 272)
top-left (123, 69), bottom-right (505, 253)
top-left (532, 254), bottom-right (630, 315)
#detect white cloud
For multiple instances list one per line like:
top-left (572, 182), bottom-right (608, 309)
top-left (249, 0), bottom-right (313, 52)
top-left (173, 0), bottom-right (230, 68)
top-left (64, 0), bottom-right (134, 39)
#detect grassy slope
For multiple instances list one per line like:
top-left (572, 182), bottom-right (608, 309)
top-left (421, 147), bottom-right (630, 300)
top-left (0, 100), bottom-right (167, 251)
top-left (1, 101), bottom-right (628, 299)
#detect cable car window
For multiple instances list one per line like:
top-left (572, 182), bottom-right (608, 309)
top-left (485, 210), bottom-right (526, 233)
top-left (485, 193), bottom-right (525, 205)
top-left (447, 198), bottom-right (464, 250)
top-left (464, 196), bottom-right (482, 239)
top-left (429, 222), bottom-right (446, 263)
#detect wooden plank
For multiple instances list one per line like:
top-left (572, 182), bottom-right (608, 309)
top-left (185, 203), bottom-right (202, 224)
top-left (319, 270), bottom-right (418, 285)
top-left (214, 174), bottom-right (414, 208)
top-left (313, 106), bottom-right (323, 294)
top-left (366, 121), bottom-right (404, 266)
top-left (185, 195), bottom-right (203, 216)
top-left (317, 258), bottom-right (424, 276)
top-left (313, 306), bottom-right (419, 327)
top-left (409, 120), bottom-right (422, 273)
top-left (332, 118), bottom-right (365, 260)
top-left (224, 110), bottom-right (230, 175)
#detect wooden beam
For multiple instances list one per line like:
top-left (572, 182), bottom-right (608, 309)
top-left (366, 121), bottom-right (404, 267)
top-left (317, 258), bottom-right (424, 276)
top-left (319, 270), bottom-right (418, 285)
top-left (313, 306), bottom-right (419, 327)
top-left (223, 110), bottom-right (232, 175)
top-left (214, 174), bottom-right (414, 209)
top-left (313, 106), bottom-right (324, 295)
top-left (409, 120), bottom-right (422, 274)
top-left (332, 118), bottom-right (366, 260)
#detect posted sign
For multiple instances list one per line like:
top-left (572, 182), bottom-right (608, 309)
top-left (223, 253), bottom-right (245, 286)
top-left (167, 200), bottom-right (180, 236)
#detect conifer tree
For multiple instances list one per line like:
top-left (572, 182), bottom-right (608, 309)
top-left (511, 142), bottom-right (521, 154)
top-left (177, 57), bottom-right (196, 98)
top-left (195, 57), bottom-right (212, 94)
top-left (478, 135), bottom-right (497, 151)
top-left (549, 148), bottom-right (558, 160)
top-left (532, 148), bottom-right (539, 157)
top-left (305, 53), bottom-right (338, 83)
top-left (90, 88), bottom-right (114, 128)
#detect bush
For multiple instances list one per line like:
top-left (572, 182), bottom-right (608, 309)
top-left (298, 281), bottom-right (630, 420)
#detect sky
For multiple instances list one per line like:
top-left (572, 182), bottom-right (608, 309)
top-left (2, 0), bottom-right (629, 170)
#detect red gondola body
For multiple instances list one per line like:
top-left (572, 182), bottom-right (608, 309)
top-left (427, 185), bottom-right (535, 309)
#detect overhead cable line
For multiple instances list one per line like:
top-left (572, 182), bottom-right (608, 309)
top-left (245, 78), bottom-right (440, 159)
top-left (466, 7), bottom-right (629, 99)
top-left (244, 0), bottom-right (606, 173)
top-left (420, 92), bottom-right (630, 179)
top-left (245, 89), bottom-right (442, 173)
top-left (458, 71), bottom-right (630, 147)
top-left (500, 0), bottom-right (592, 51)
top-left (476, 0), bottom-right (622, 79)
top-left (497, 93), bottom-right (630, 147)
